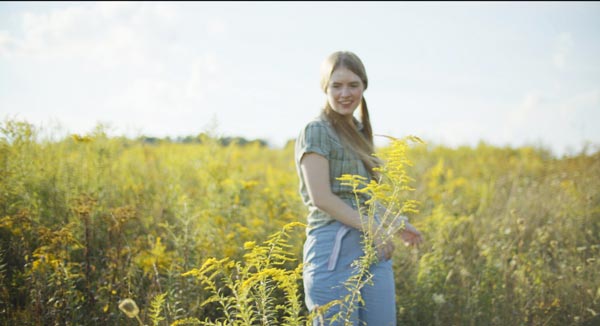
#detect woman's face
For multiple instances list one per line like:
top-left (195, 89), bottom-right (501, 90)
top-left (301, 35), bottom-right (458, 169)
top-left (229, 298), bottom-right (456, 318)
top-left (326, 67), bottom-right (365, 119)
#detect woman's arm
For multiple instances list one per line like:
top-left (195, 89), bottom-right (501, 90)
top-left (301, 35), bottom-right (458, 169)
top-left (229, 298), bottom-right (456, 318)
top-left (301, 152), bottom-right (424, 259)
top-left (300, 152), bottom-right (365, 231)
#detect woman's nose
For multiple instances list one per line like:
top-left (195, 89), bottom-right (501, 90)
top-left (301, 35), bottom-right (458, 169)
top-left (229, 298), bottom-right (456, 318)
top-left (340, 87), bottom-right (351, 97)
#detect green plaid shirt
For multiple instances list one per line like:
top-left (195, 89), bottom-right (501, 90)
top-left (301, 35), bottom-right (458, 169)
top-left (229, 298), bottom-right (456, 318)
top-left (295, 113), bottom-right (371, 229)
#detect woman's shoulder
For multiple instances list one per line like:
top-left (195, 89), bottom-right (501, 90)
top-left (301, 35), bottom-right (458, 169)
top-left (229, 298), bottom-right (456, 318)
top-left (297, 114), bottom-right (341, 146)
top-left (296, 114), bottom-right (338, 159)
top-left (301, 114), bottom-right (331, 132)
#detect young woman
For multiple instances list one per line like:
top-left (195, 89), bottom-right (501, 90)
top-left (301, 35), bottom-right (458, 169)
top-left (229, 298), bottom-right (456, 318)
top-left (295, 51), bottom-right (423, 325)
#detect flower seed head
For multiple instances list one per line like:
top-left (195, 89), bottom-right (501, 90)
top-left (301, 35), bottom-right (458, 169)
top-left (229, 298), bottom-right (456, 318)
top-left (118, 298), bottom-right (139, 318)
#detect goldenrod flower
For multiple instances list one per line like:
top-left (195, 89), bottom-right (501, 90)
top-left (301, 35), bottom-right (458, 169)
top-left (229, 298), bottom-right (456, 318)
top-left (244, 241), bottom-right (256, 250)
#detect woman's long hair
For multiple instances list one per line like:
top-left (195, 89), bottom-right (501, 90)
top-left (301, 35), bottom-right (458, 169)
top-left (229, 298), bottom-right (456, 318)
top-left (320, 51), bottom-right (381, 177)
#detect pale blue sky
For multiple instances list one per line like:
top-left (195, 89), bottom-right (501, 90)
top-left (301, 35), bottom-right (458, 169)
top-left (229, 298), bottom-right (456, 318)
top-left (1, 2), bottom-right (599, 156)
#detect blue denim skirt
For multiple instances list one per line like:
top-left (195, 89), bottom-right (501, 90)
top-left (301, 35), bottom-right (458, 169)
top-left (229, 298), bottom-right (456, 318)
top-left (303, 220), bottom-right (397, 326)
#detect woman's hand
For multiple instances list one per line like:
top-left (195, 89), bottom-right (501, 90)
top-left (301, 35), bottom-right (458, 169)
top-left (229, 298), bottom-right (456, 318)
top-left (373, 231), bottom-right (395, 261)
top-left (373, 218), bottom-right (423, 261)
top-left (398, 221), bottom-right (423, 247)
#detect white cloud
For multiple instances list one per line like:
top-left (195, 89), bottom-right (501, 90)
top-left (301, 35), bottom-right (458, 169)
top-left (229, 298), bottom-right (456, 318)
top-left (558, 88), bottom-right (600, 114)
top-left (3, 3), bottom-right (180, 69)
top-left (502, 88), bottom-right (600, 155)
top-left (553, 32), bottom-right (573, 71)
top-left (508, 93), bottom-right (543, 127)
top-left (430, 119), bottom-right (490, 148)
top-left (0, 30), bottom-right (17, 57)
top-left (0, 3), bottom-right (233, 140)
top-left (185, 53), bottom-right (223, 100)
top-left (206, 17), bottom-right (227, 37)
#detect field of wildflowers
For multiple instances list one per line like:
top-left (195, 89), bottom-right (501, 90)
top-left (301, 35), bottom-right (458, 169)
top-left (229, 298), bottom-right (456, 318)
top-left (0, 119), bottom-right (598, 325)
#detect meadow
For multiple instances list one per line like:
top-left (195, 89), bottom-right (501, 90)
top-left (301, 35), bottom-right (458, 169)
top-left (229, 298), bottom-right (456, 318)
top-left (0, 119), bottom-right (598, 326)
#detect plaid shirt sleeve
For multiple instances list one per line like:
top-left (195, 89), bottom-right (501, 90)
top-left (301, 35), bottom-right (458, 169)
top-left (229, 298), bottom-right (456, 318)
top-left (295, 120), bottom-right (332, 164)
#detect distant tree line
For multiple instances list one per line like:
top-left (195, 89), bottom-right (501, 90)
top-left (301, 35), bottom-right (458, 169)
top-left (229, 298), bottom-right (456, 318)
top-left (137, 133), bottom-right (269, 147)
